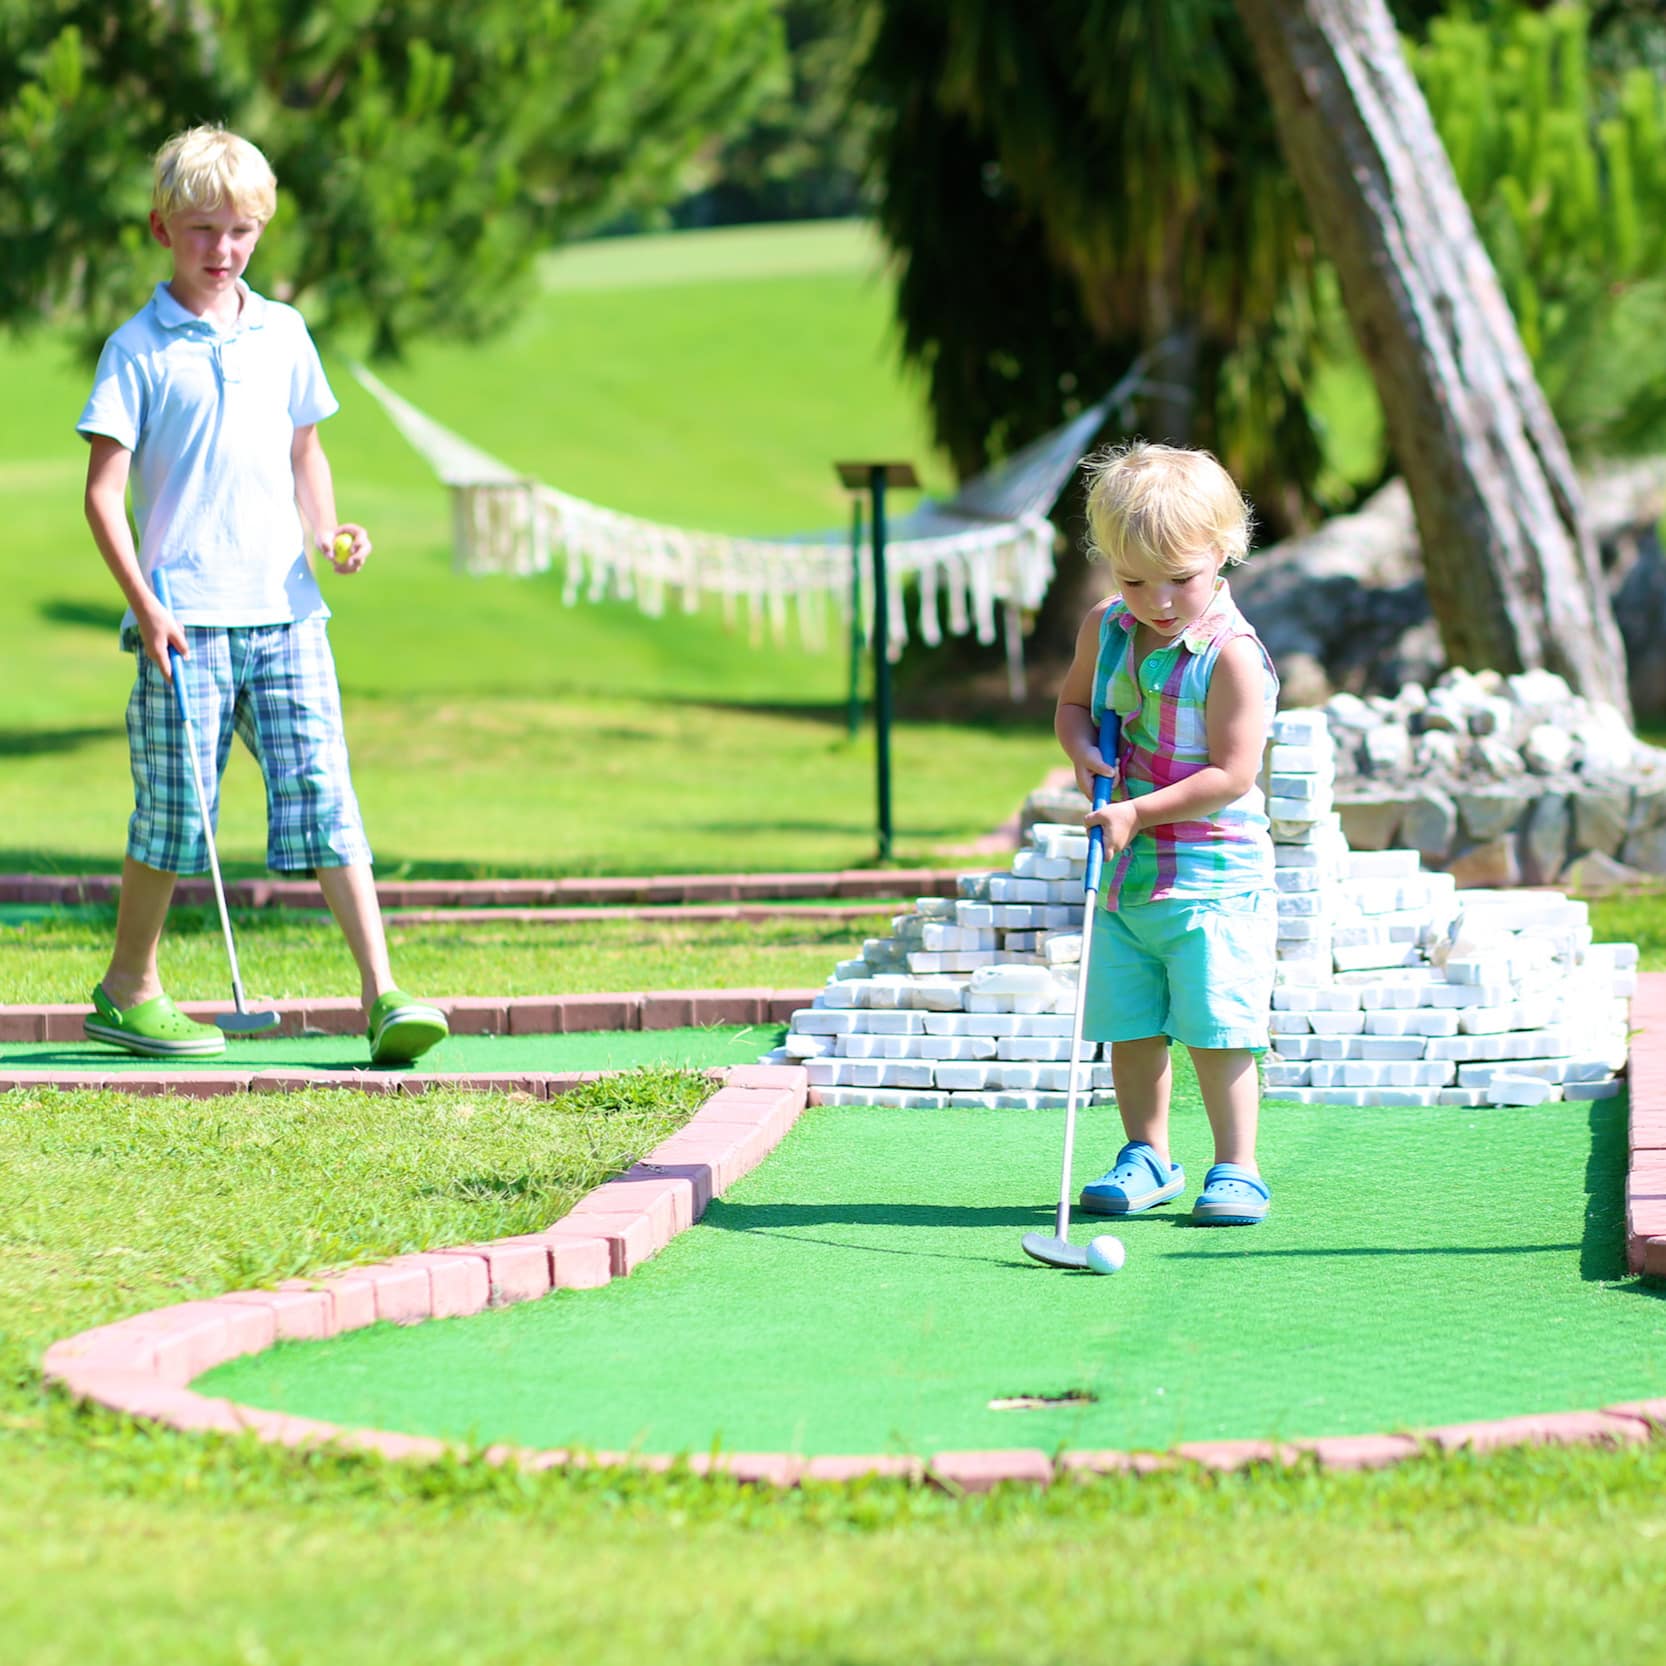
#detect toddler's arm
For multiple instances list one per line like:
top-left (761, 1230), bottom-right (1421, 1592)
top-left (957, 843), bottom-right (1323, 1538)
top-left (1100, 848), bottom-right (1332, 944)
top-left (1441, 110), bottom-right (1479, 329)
top-left (84, 436), bottom-right (185, 676)
top-left (1054, 600), bottom-right (1117, 796)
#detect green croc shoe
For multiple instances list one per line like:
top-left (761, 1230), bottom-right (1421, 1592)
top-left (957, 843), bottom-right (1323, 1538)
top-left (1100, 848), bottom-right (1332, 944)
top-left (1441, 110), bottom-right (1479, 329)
top-left (84, 987), bottom-right (227, 1058)
top-left (367, 991), bottom-right (449, 1066)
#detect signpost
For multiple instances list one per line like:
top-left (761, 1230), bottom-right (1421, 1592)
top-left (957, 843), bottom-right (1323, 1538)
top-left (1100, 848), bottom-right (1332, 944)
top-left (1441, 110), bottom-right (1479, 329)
top-left (834, 460), bottom-right (920, 862)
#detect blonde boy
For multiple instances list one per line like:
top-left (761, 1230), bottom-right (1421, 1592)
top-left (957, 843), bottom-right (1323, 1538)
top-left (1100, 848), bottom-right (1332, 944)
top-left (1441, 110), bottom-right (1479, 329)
top-left (77, 125), bottom-right (447, 1065)
top-left (1055, 442), bottom-right (1278, 1225)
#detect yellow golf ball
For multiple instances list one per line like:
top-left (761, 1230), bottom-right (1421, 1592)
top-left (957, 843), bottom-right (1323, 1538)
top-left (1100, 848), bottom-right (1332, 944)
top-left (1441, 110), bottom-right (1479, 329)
top-left (332, 533), bottom-right (354, 561)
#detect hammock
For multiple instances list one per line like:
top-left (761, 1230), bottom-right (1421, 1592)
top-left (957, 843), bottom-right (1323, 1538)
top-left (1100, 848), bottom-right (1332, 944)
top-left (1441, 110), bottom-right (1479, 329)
top-left (352, 364), bottom-right (1134, 684)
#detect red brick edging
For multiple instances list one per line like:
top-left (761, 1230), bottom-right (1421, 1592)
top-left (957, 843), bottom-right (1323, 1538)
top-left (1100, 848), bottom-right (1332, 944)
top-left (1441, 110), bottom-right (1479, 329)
top-left (0, 988), bottom-right (822, 1088)
top-left (0, 868), bottom-right (967, 910)
top-left (33, 982), bottom-right (1666, 1492)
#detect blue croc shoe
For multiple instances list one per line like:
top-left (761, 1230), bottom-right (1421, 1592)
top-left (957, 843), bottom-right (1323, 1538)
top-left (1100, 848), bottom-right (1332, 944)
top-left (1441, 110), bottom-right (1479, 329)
top-left (1191, 1163), bottom-right (1270, 1226)
top-left (1079, 1141), bottom-right (1186, 1216)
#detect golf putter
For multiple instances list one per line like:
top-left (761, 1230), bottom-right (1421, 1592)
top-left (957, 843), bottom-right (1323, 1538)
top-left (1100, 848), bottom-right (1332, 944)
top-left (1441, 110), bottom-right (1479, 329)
top-left (1022, 709), bottom-right (1120, 1270)
top-left (150, 567), bottom-right (281, 1035)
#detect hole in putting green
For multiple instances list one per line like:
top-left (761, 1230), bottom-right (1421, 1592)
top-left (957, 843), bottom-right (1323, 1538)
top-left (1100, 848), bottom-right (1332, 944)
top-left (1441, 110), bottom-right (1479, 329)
top-left (987, 1390), bottom-right (1100, 1411)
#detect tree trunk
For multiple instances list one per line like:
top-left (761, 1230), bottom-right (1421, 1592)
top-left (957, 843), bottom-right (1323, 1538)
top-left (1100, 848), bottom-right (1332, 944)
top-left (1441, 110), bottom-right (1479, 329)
top-left (1232, 0), bottom-right (1633, 719)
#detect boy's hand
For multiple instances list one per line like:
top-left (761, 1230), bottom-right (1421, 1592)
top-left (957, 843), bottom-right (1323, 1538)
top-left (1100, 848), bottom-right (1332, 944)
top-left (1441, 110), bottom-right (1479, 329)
top-left (1085, 799), bottom-right (1140, 856)
top-left (323, 524), bottom-right (372, 574)
top-left (135, 596), bottom-right (187, 679)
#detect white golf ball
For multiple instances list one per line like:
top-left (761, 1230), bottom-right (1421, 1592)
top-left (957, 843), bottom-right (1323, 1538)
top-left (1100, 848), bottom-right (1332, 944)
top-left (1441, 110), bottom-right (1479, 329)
top-left (1086, 1234), bottom-right (1126, 1275)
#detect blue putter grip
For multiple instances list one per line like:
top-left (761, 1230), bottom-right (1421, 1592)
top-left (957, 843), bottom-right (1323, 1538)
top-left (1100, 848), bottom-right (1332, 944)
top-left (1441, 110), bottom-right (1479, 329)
top-left (149, 567), bottom-right (190, 720)
top-left (1083, 712), bottom-right (1121, 895)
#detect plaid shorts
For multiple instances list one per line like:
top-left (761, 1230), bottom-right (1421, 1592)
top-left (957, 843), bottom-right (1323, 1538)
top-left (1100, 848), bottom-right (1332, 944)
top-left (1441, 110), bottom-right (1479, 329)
top-left (123, 616), bottom-right (373, 874)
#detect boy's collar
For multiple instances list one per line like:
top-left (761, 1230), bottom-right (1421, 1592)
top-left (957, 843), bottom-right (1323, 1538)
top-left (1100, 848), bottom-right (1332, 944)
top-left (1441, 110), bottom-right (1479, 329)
top-left (150, 280), bottom-right (269, 332)
top-left (1110, 577), bottom-right (1235, 653)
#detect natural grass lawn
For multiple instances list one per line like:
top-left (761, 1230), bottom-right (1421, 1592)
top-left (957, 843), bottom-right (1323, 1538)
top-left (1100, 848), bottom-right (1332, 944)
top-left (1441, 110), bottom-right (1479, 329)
top-left (5, 219), bottom-right (1664, 1661)
top-left (4, 1079), bottom-right (1666, 1665)
top-left (0, 221), bottom-right (1055, 878)
top-left (4, 894), bottom-right (1662, 1011)
top-left (0, 905), bottom-right (893, 1005)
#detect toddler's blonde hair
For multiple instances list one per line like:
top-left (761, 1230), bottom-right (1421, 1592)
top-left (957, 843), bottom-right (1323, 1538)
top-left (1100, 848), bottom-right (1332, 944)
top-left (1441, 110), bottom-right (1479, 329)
top-left (153, 125), bottom-right (277, 223)
top-left (1084, 441), bottom-right (1253, 575)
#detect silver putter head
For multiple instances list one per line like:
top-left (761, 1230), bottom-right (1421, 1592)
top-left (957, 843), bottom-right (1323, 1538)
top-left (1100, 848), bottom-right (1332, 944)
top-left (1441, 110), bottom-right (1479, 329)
top-left (214, 1010), bottom-right (282, 1035)
top-left (1020, 1232), bottom-right (1091, 1271)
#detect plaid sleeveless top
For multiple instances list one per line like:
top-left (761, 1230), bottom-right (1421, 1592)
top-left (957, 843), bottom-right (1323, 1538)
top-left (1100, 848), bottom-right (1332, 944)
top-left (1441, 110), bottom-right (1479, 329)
top-left (1090, 578), bottom-right (1278, 907)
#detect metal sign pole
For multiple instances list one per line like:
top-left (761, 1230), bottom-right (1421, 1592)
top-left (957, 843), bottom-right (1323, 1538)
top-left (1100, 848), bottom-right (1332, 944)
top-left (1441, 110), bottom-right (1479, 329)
top-left (870, 466), bottom-right (893, 861)
top-left (834, 460), bottom-right (920, 863)
top-left (847, 495), bottom-right (864, 740)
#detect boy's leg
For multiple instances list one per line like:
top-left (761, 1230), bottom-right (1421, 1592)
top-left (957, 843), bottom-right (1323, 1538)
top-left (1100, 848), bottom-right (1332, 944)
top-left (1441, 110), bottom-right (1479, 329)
top-left (314, 861), bottom-right (394, 1013)
top-left (239, 619), bottom-right (446, 1063)
top-left (100, 856), bottom-right (178, 1008)
top-left (1189, 1047), bottom-right (1260, 1171)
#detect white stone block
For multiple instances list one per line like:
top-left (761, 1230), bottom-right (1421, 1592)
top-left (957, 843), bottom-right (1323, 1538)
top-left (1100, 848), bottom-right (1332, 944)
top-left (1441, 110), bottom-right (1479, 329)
top-left (912, 1035), bottom-right (998, 1061)
top-left (910, 980), bottom-right (971, 1012)
top-left (934, 1064), bottom-right (992, 1091)
top-left (1274, 959), bottom-right (1335, 986)
top-left (1042, 933), bottom-right (1083, 965)
top-left (1355, 983), bottom-right (1423, 1011)
top-left (1425, 983), bottom-right (1518, 1010)
top-left (794, 1009), bottom-right (859, 1035)
top-left (992, 1091), bottom-right (1040, 1109)
top-left (781, 1033), bottom-right (833, 1059)
top-left (1270, 710), bottom-right (1331, 745)
top-left (833, 958), bottom-right (870, 980)
top-left (838, 1034), bottom-right (913, 1059)
top-left (1486, 1073), bottom-right (1562, 1106)
top-left (1263, 1062), bottom-right (1310, 1087)
top-left (1269, 774), bottom-right (1330, 803)
top-left (1308, 1010), bottom-right (1367, 1036)
top-left (1343, 850), bottom-right (1424, 879)
top-left (1457, 1006), bottom-right (1516, 1035)
top-left (1426, 1035), bottom-right (1509, 1062)
top-left (819, 981), bottom-right (867, 1009)
top-left (1274, 867), bottom-right (1322, 893)
top-left (1343, 1037), bottom-right (1428, 1060)
top-left (1278, 937), bottom-right (1333, 962)
top-left (1563, 1079), bottom-right (1620, 1100)
top-left (1268, 742), bottom-right (1335, 775)
top-left (874, 1062), bottom-right (936, 1089)
top-left (956, 902), bottom-right (996, 929)
top-left (970, 963), bottom-right (1055, 997)
top-left (1438, 1088), bottom-right (1490, 1106)
top-left (996, 1037), bottom-right (1083, 1061)
top-left (922, 1012), bottom-right (977, 1037)
top-left (1269, 1012), bottom-right (1312, 1036)
top-left (1277, 892), bottom-right (1329, 918)
top-left (1333, 942), bottom-right (1425, 972)
top-left (858, 1011), bottom-right (925, 1035)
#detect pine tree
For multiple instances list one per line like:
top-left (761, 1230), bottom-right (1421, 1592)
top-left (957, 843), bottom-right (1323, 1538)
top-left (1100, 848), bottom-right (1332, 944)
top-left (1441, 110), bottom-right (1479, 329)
top-left (0, 0), bottom-right (785, 358)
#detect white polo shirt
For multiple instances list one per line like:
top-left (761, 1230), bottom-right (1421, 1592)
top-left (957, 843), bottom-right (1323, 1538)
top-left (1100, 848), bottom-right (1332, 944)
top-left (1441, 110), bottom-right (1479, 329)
top-left (78, 281), bottom-right (339, 628)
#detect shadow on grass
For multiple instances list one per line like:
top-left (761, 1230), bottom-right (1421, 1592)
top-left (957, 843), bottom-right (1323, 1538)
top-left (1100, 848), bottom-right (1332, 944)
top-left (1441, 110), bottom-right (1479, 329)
top-left (0, 725), bottom-right (124, 759)
top-left (1583, 1095), bottom-right (1630, 1284)
top-left (38, 597), bottom-right (127, 633)
top-left (706, 1199), bottom-right (1046, 1232)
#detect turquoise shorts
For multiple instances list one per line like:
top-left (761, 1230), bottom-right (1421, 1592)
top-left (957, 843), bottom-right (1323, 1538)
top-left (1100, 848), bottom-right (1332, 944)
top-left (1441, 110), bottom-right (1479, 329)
top-left (1082, 890), bottom-right (1276, 1052)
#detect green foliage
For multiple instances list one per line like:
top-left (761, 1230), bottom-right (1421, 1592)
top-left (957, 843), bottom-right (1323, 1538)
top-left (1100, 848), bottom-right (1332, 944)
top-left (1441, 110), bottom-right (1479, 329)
top-left (858, 0), bottom-right (1331, 533)
top-left (671, 0), bottom-right (877, 226)
top-left (1415, 3), bottom-right (1666, 458)
top-left (0, 0), bottom-right (785, 357)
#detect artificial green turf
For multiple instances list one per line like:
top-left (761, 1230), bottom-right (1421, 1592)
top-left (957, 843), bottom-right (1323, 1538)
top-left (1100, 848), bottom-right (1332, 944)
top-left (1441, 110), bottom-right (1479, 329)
top-left (0, 1025), bottom-right (783, 1075)
top-left (202, 1085), bottom-right (1666, 1455)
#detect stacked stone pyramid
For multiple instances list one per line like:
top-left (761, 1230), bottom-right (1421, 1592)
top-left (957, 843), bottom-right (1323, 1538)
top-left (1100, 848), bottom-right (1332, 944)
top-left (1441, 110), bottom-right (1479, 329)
top-left (766, 710), bottom-right (1636, 1110)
